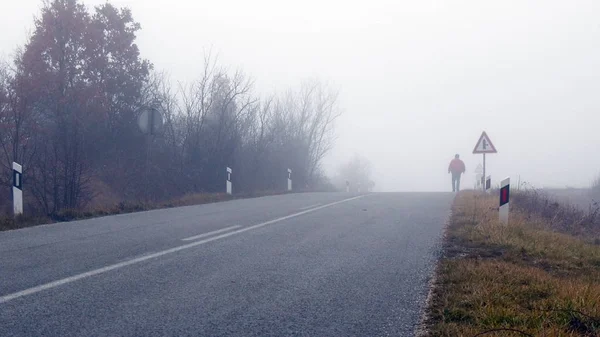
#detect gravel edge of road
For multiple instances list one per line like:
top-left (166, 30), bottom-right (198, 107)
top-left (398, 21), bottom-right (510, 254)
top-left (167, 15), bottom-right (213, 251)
top-left (414, 210), bottom-right (452, 337)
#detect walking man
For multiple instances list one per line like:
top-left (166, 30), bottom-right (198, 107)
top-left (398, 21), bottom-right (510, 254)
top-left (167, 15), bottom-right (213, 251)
top-left (448, 154), bottom-right (466, 192)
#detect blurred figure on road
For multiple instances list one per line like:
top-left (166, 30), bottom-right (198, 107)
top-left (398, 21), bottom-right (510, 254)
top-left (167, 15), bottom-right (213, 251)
top-left (448, 154), bottom-right (466, 192)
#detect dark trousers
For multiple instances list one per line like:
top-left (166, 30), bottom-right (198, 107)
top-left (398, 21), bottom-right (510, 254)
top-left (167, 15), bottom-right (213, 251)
top-left (452, 173), bottom-right (461, 192)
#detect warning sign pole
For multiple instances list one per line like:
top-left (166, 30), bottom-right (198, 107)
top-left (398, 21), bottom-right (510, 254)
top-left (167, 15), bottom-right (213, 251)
top-left (473, 131), bottom-right (497, 192)
top-left (482, 153), bottom-right (486, 192)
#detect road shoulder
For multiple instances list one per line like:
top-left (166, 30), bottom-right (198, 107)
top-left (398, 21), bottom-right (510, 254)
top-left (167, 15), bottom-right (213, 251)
top-left (420, 191), bottom-right (600, 336)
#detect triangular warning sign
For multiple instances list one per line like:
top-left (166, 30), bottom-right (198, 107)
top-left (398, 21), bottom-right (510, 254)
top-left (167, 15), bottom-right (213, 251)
top-left (473, 131), bottom-right (497, 154)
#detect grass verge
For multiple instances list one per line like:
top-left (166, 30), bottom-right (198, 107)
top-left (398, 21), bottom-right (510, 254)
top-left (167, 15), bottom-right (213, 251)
top-left (422, 191), bottom-right (600, 336)
top-left (0, 190), bottom-right (291, 232)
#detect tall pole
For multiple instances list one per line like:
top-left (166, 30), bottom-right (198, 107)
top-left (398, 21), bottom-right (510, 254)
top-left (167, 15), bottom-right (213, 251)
top-left (483, 153), bottom-right (486, 192)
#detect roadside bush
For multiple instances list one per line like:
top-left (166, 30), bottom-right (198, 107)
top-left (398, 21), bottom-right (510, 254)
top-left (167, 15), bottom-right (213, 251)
top-left (512, 187), bottom-right (600, 239)
top-left (591, 174), bottom-right (600, 200)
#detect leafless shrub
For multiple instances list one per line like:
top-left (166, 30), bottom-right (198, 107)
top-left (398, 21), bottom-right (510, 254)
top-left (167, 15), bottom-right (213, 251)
top-left (512, 184), bottom-right (600, 238)
top-left (0, 2), bottom-right (342, 223)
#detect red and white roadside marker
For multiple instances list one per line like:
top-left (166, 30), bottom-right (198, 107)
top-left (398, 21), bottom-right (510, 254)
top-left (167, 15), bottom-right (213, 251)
top-left (499, 177), bottom-right (510, 224)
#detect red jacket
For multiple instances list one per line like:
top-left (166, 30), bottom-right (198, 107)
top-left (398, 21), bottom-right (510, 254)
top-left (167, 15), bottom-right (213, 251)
top-left (448, 159), bottom-right (466, 174)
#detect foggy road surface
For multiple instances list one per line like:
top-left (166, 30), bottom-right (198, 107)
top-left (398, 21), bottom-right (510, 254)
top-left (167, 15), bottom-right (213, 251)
top-left (0, 192), bottom-right (452, 336)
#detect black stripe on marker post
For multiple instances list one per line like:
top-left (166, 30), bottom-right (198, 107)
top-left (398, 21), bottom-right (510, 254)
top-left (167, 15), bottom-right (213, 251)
top-left (13, 170), bottom-right (22, 190)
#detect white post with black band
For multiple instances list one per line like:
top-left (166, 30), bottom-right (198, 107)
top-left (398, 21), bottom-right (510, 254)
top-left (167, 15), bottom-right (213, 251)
top-left (499, 177), bottom-right (510, 224)
top-left (12, 162), bottom-right (23, 217)
top-left (226, 167), bottom-right (232, 195)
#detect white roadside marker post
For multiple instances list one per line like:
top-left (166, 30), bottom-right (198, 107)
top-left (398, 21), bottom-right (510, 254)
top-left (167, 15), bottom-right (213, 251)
top-left (12, 162), bottom-right (23, 217)
top-left (226, 167), bottom-right (232, 195)
top-left (499, 177), bottom-right (510, 224)
top-left (346, 181), bottom-right (350, 193)
top-left (288, 169), bottom-right (292, 192)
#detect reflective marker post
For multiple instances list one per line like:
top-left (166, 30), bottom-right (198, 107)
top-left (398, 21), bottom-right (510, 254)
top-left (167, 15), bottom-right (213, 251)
top-left (226, 167), bottom-right (232, 195)
top-left (287, 169), bottom-right (292, 192)
top-left (12, 162), bottom-right (23, 217)
top-left (499, 177), bottom-right (510, 224)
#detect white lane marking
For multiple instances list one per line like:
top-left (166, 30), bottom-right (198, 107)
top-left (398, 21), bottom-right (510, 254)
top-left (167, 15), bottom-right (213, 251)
top-left (182, 225), bottom-right (241, 241)
top-left (298, 204), bottom-right (321, 211)
top-left (0, 195), bottom-right (366, 304)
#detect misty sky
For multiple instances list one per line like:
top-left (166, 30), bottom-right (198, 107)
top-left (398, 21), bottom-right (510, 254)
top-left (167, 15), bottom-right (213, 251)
top-left (3, 0), bottom-right (600, 191)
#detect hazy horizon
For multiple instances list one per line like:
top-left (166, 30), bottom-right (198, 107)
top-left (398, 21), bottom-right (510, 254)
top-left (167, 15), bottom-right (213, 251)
top-left (3, 0), bottom-right (600, 192)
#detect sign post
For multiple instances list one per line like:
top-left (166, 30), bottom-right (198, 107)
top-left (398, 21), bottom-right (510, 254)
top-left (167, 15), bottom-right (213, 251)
top-left (287, 169), bottom-right (292, 191)
top-left (483, 153), bottom-right (486, 191)
top-left (499, 177), bottom-right (510, 224)
top-left (473, 131), bottom-right (497, 192)
top-left (137, 108), bottom-right (164, 136)
top-left (226, 167), bottom-right (232, 195)
top-left (138, 107), bottom-right (164, 200)
top-left (12, 162), bottom-right (23, 217)
top-left (475, 164), bottom-right (483, 189)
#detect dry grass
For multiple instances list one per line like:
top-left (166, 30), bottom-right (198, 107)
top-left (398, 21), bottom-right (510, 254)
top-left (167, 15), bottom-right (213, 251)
top-left (0, 190), bottom-right (290, 231)
top-left (512, 188), bottom-right (600, 239)
top-left (425, 191), bottom-right (600, 336)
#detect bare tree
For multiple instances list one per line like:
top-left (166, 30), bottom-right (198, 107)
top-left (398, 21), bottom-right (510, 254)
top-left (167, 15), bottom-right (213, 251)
top-left (1, 1), bottom-right (344, 219)
top-left (178, 54), bottom-right (257, 193)
top-left (268, 80), bottom-right (341, 189)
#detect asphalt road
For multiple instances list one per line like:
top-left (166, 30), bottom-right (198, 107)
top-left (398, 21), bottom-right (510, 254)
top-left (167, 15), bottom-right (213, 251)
top-left (0, 192), bottom-right (453, 336)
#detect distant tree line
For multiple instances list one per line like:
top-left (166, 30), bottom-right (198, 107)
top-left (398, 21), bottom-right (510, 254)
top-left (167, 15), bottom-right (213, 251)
top-left (0, 0), bottom-right (340, 216)
top-left (332, 154), bottom-right (375, 192)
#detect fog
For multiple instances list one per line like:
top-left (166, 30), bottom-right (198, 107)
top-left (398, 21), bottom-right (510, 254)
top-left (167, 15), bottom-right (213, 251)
top-left (3, 0), bottom-right (600, 192)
